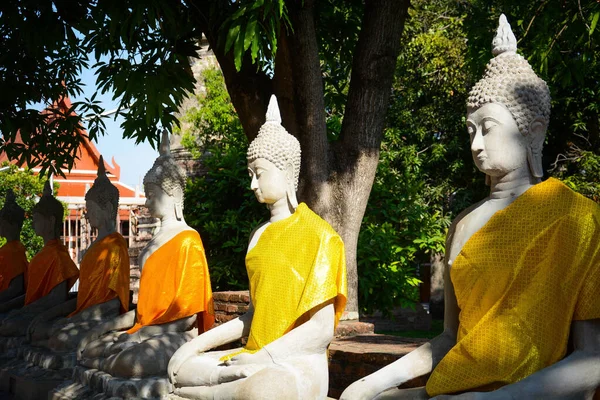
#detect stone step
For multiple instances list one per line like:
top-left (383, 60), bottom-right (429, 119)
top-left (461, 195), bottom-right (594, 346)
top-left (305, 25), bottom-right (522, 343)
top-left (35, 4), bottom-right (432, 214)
top-left (327, 334), bottom-right (428, 399)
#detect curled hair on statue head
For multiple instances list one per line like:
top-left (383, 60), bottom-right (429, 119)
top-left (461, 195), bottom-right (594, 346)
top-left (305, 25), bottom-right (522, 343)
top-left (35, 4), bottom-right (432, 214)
top-left (467, 14), bottom-right (551, 137)
top-left (32, 181), bottom-right (64, 238)
top-left (247, 95), bottom-right (301, 191)
top-left (0, 189), bottom-right (25, 230)
top-left (468, 14), bottom-right (551, 181)
top-left (85, 155), bottom-right (120, 221)
top-left (143, 129), bottom-right (187, 213)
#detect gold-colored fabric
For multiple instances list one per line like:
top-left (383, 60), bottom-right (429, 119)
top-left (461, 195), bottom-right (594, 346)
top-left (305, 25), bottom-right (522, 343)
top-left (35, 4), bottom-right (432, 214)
top-left (0, 240), bottom-right (28, 291)
top-left (25, 240), bottom-right (79, 305)
top-left (69, 233), bottom-right (130, 317)
top-left (127, 230), bottom-right (214, 334)
top-left (223, 203), bottom-right (347, 360)
top-left (427, 178), bottom-right (600, 396)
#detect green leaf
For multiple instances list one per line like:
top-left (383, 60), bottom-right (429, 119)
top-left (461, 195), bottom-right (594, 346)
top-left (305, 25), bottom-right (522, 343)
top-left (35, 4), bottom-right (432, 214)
top-left (244, 18), bottom-right (257, 51)
top-left (224, 23), bottom-right (241, 53)
top-left (234, 27), bottom-right (244, 71)
top-left (590, 12), bottom-right (599, 35)
top-left (251, 34), bottom-right (260, 62)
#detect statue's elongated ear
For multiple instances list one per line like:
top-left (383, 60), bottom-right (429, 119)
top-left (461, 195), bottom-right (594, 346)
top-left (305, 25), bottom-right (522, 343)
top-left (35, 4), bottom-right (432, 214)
top-left (174, 187), bottom-right (184, 221)
top-left (285, 162), bottom-right (298, 210)
top-left (174, 202), bottom-right (183, 221)
top-left (527, 116), bottom-right (546, 179)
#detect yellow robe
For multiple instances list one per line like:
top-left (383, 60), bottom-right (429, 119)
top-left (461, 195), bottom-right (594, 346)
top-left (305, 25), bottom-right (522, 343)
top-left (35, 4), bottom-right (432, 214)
top-left (127, 230), bottom-right (214, 334)
top-left (226, 202), bottom-right (347, 359)
top-left (0, 240), bottom-right (28, 292)
top-left (427, 178), bottom-right (600, 396)
top-left (25, 240), bottom-right (79, 306)
top-left (69, 232), bottom-right (130, 317)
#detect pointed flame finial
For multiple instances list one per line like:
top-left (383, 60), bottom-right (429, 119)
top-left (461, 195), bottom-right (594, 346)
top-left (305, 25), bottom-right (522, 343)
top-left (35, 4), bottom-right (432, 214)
top-left (159, 128), bottom-right (170, 156)
top-left (265, 95), bottom-right (282, 124)
top-left (43, 180), bottom-right (53, 196)
top-left (492, 14), bottom-right (518, 56)
top-left (98, 155), bottom-right (106, 177)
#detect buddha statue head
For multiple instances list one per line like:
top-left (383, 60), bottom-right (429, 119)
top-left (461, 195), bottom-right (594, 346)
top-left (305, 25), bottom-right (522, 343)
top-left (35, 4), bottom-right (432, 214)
top-left (32, 181), bottom-right (64, 240)
top-left (85, 156), bottom-right (120, 231)
top-left (247, 95), bottom-right (301, 209)
top-left (0, 190), bottom-right (25, 240)
top-left (467, 14), bottom-right (551, 183)
top-left (143, 129), bottom-right (187, 220)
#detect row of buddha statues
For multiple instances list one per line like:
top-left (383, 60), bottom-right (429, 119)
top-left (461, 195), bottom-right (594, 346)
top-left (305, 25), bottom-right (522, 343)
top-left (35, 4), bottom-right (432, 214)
top-left (0, 15), bottom-right (598, 400)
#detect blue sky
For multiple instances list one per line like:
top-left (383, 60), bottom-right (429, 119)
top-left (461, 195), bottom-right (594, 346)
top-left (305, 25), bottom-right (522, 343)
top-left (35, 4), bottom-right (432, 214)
top-left (73, 66), bottom-right (158, 188)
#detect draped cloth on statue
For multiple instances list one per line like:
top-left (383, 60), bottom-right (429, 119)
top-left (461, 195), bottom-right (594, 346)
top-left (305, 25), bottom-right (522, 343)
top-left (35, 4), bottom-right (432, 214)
top-left (68, 233), bottom-right (130, 317)
top-left (426, 178), bottom-right (600, 396)
top-left (0, 240), bottom-right (28, 291)
top-left (223, 202), bottom-right (347, 361)
top-left (24, 240), bottom-right (79, 306)
top-left (126, 230), bottom-right (214, 334)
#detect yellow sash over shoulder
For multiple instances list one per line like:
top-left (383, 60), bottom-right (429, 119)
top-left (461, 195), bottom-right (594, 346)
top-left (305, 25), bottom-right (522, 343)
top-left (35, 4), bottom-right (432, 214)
top-left (231, 202), bottom-right (347, 357)
top-left (427, 178), bottom-right (600, 396)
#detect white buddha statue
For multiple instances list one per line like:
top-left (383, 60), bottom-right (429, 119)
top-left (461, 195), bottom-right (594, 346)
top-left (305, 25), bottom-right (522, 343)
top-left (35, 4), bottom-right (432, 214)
top-left (0, 182), bottom-right (79, 338)
top-left (0, 190), bottom-right (28, 307)
top-left (167, 95), bottom-right (348, 400)
top-left (340, 14), bottom-right (600, 400)
top-left (74, 129), bottom-right (214, 387)
top-left (25, 157), bottom-right (130, 355)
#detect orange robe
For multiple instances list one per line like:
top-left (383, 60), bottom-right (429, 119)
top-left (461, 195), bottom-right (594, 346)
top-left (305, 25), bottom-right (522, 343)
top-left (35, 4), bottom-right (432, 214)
top-left (127, 230), bottom-right (214, 334)
top-left (427, 178), bottom-right (600, 396)
top-left (25, 240), bottom-right (79, 306)
top-left (0, 240), bottom-right (28, 292)
top-left (68, 233), bottom-right (130, 317)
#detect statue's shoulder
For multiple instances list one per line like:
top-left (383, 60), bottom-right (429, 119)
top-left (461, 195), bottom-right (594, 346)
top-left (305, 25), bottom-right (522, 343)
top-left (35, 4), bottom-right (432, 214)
top-left (297, 203), bottom-right (342, 242)
top-left (447, 199), bottom-right (487, 247)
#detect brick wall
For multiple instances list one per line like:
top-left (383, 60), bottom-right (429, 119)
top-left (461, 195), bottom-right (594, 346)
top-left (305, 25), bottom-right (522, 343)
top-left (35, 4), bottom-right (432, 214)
top-left (213, 291), bottom-right (250, 325)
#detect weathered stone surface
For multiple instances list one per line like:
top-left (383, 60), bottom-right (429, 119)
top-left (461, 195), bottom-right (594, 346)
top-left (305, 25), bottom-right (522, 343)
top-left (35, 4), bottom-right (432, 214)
top-left (328, 334), bottom-right (428, 399)
top-left (361, 304), bottom-right (431, 332)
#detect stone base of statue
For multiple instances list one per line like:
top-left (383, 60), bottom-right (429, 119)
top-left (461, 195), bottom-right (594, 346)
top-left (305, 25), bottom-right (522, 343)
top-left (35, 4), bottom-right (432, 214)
top-left (0, 343), bottom-right (77, 399)
top-left (50, 366), bottom-right (172, 400)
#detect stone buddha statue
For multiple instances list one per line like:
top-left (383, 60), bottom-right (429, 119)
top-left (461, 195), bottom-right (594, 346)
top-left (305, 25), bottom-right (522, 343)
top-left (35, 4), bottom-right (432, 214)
top-left (340, 15), bottom-right (600, 400)
top-left (167, 95), bottom-right (348, 400)
top-left (0, 181), bottom-right (79, 338)
top-left (25, 156), bottom-right (130, 353)
top-left (72, 129), bottom-right (214, 393)
top-left (0, 190), bottom-right (28, 306)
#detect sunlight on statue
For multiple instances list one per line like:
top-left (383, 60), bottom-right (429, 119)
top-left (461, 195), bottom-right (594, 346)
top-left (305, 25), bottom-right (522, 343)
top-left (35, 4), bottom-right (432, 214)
top-left (75, 129), bottom-right (214, 387)
top-left (167, 95), bottom-right (347, 400)
top-left (25, 156), bottom-right (130, 359)
top-left (340, 14), bottom-right (600, 400)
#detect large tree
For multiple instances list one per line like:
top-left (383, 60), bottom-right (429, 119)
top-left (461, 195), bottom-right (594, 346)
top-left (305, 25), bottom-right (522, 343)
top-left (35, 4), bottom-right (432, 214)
top-left (0, 0), bottom-right (410, 316)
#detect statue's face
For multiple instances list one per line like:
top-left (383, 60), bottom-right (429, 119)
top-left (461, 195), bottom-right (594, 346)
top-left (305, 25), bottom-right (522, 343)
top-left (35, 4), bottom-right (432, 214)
top-left (32, 212), bottom-right (53, 237)
top-left (248, 158), bottom-right (288, 204)
top-left (466, 103), bottom-right (528, 177)
top-left (144, 183), bottom-right (172, 219)
top-left (86, 199), bottom-right (106, 229)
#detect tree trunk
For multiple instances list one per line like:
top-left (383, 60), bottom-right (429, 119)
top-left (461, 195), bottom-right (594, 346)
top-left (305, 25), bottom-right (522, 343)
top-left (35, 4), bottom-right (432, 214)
top-left (204, 0), bottom-right (410, 318)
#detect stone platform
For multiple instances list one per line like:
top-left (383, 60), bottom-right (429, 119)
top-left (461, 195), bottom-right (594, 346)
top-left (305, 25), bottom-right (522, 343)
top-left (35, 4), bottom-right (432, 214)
top-left (0, 333), bottom-right (428, 400)
top-left (328, 334), bottom-right (428, 399)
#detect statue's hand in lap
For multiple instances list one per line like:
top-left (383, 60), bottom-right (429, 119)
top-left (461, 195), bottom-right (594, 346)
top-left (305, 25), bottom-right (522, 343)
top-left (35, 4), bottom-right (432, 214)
top-left (224, 350), bottom-right (273, 366)
top-left (431, 392), bottom-right (509, 400)
top-left (168, 340), bottom-right (199, 381)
